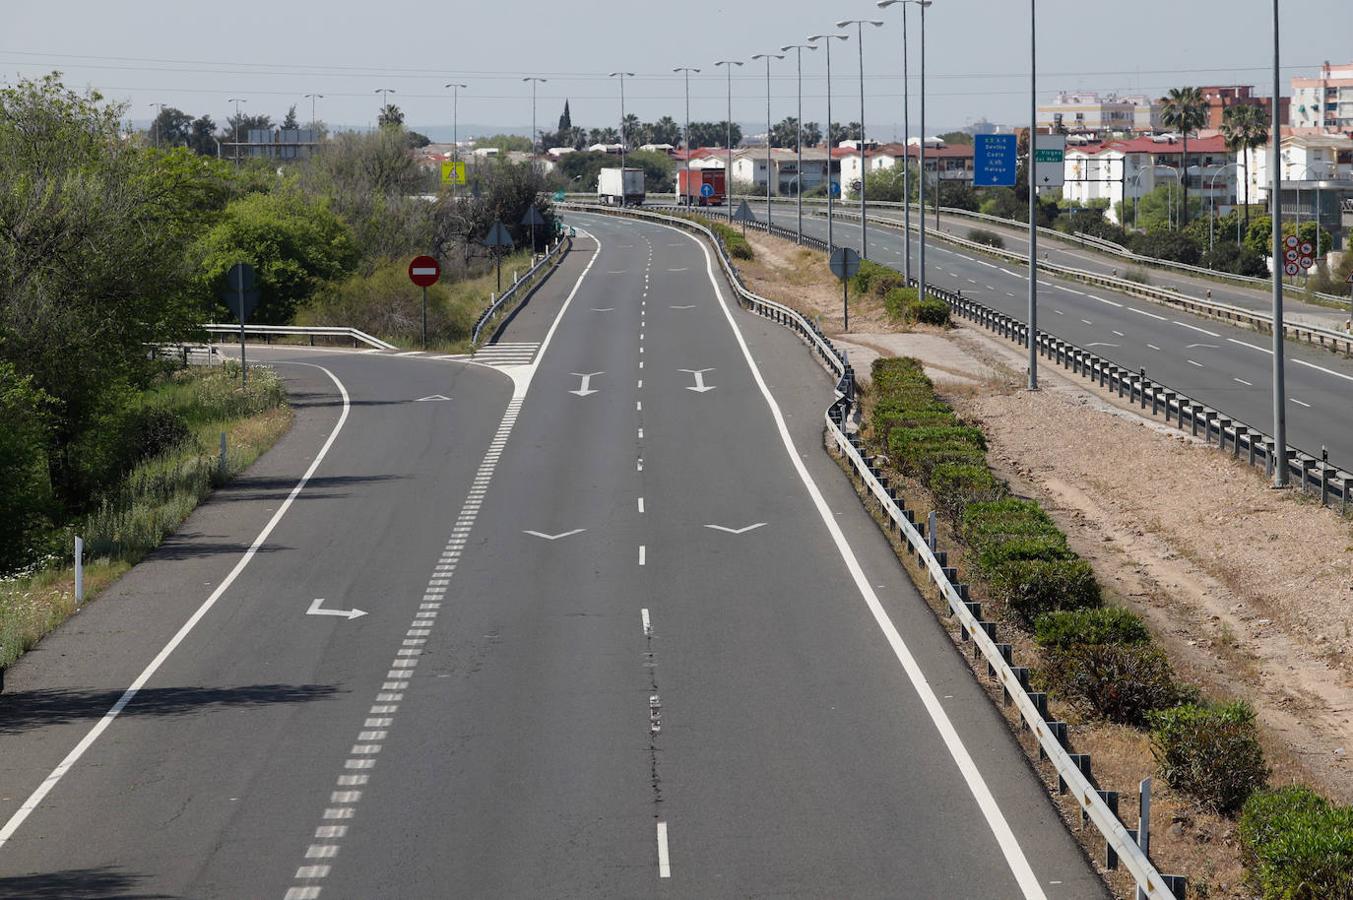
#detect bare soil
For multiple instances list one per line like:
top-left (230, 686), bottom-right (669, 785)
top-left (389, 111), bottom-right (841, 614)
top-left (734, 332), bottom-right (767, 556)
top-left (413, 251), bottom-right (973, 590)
top-left (739, 224), bottom-right (1353, 897)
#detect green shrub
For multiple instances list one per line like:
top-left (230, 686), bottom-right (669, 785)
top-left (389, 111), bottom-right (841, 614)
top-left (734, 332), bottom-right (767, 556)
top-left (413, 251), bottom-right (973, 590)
top-left (912, 297), bottom-right (952, 326)
top-left (928, 463), bottom-right (1006, 521)
top-left (1034, 607), bottom-right (1151, 648)
top-left (960, 498), bottom-right (1059, 546)
top-left (1040, 643), bottom-right (1186, 726)
top-left (972, 533), bottom-right (1075, 571)
top-left (987, 557), bottom-right (1101, 624)
top-left (711, 222), bottom-right (754, 259)
top-left (1239, 787), bottom-right (1353, 899)
top-left (968, 228), bottom-right (1005, 249)
top-left (1149, 701), bottom-right (1268, 815)
top-left (883, 286), bottom-right (919, 320)
top-left (851, 259), bottom-right (894, 295)
top-left (1121, 267), bottom-right (1151, 285)
top-left (888, 425), bottom-right (987, 478)
top-left (0, 362), bottom-right (54, 573)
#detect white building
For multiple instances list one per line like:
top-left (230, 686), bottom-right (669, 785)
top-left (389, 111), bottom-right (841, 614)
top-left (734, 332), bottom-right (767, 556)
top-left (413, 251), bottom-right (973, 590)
top-left (1290, 62), bottom-right (1353, 134)
top-left (1038, 91), bottom-right (1161, 134)
top-left (729, 147), bottom-right (831, 194)
top-left (1062, 135), bottom-right (1234, 224)
top-left (1239, 134), bottom-right (1353, 203)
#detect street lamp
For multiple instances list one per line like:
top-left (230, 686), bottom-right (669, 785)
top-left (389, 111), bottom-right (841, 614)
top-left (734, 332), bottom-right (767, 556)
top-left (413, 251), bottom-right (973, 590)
top-left (375, 88), bottom-right (396, 128)
top-left (523, 77), bottom-right (547, 157)
top-left (1206, 162), bottom-right (1238, 257)
top-left (227, 97), bottom-right (246, 167)
top-left (714, 60), bottom-right (743, 221)
top-left (878, 0), bottom-right (930, 285)
top-left (445, 83), bottom-right (467, 198)
top-left (608, 72), bottom-right (635, 174)
top-left (751, 53), bottom-right (785, 229)
top-left (781, 43), bottom-right (818, 245)
top-left (1151, 165), bottom-right (1181, 229)
top-left (148, 102), bottom-right (165, 148)
top-left (836, 18), bottom-right (884, 260)
top-left (674, 67), bottom-right (700, 204)
top-left (808, 33), bottom-right (849, 249)
top-left (1026, 0), bottom-right (1039, 389)
top-left (1269, 0), bottom-right (1287, 487)
top-left (304, 93), bottom-right (324, 132)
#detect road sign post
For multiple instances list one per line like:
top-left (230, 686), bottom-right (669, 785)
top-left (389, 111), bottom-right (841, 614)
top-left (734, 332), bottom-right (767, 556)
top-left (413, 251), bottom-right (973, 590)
top-left (973, 134), bottom-right (1018, 187)
top-left (830, 246), bottom-right (861, 332)
top-left (732, 199), bottom-right (756, 237)
top-left (521, 206), bottom-right (545, 257)
top-left (484, 221), bottom-right (515, 291)
top-left (218, 262), bottom-right (257, 386)
top-left (408, 255), bottom-right (441, 349)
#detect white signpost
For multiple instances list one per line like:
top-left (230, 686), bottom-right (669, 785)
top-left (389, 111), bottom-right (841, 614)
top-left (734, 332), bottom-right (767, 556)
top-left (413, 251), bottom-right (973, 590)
top-left (1034, 134), bottom-right (1067, 189)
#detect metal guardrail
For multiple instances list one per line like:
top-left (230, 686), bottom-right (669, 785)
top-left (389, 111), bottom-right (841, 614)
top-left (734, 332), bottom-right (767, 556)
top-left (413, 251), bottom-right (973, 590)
top-left (203, 324), bottom-right (397, 350)
top-left (470, 235), bottom-right (570, 345)
top-left (825, 206), bottom-right (1353, 355)
top-left (563, 200), bottom-right (1182, 898)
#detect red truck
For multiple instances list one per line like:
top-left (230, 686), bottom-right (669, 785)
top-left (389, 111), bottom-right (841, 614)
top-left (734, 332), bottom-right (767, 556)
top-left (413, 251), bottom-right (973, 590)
top-left (676, 168), bottom-right (726, 207)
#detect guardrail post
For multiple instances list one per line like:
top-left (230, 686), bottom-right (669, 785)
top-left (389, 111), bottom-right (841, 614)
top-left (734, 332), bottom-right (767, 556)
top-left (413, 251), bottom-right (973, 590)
top-left (927, 511), bottom-right (938, 553)
top-left (1217, 419), bottom-right (1231, 451)
top-left (74, 534), bottom-right (84, 604)
top-left (1342, 476), bottom-right (1352, 516)
top-left (1135, 777), bottom-right (1152, 900)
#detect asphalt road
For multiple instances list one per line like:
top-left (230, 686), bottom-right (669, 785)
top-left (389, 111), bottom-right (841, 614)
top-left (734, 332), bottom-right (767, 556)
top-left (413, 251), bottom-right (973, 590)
top-left (747, 204), bottom-right (1353, 476)
top-left (0, 218), bottom-right (1105, 898)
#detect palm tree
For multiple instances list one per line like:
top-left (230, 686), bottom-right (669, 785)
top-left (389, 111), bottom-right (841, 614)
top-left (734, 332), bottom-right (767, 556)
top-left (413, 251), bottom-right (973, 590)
top-left (621, 113), bottom-right (641, 150)
top-left (1219, 103), bottom-right (1269, 233)
top-left (1158, 87), bottom-right (1208, 227)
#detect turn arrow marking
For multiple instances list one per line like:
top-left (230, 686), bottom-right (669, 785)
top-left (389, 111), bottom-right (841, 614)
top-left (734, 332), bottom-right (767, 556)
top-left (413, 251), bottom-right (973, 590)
top-left (523, 529), bottom-right (587, 541)
top-left (669, 304), bottom-right (696, 310)
top-left (307, 598), bottom-right (367, 620)
top-left (705, 523), bottom-right (767, 535)
top-left (569, 372), bottom-right (603, 397)
top-left (415, 394), bottom-right (451, 402)
top-left (1084, 342), bottom-right (1119, 349)
top-left (679, 368), bottom-right (716, 393)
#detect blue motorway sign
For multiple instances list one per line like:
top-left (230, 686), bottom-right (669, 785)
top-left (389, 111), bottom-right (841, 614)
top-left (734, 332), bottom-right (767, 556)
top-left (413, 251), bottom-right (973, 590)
top-left (973, 134), bottom-right (1017, 187)
top-left (829, 180), bottom-right (841, 198)
top-left (700, 183), bottom-right (714, 197)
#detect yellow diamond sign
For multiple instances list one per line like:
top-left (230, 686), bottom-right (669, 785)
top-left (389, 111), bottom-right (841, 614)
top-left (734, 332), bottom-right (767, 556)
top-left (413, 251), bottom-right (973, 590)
top-left (440, 160), bottom-right (466, 186)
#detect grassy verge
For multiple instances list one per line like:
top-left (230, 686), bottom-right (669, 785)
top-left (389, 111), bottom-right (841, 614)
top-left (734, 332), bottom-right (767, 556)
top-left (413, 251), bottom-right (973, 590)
top-left (0, 363), bottom-right (292, 672)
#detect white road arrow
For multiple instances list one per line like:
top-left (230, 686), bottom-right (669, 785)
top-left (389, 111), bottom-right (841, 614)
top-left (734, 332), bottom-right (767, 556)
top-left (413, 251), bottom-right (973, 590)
top-left (569, 372), bottom-right (603, 397)
top-left (523, 528), bottom-right (587, 541)
top-left (1186, 343), bottom-right (1220, 350)
top-left (307, 598), bottom-right (367, 620)
top-left (704, 523), bottom-right (766, 535)
top-left (415, 394), bottom-right (451, 402)
top-left (679, 368), bottom-right (716, 393)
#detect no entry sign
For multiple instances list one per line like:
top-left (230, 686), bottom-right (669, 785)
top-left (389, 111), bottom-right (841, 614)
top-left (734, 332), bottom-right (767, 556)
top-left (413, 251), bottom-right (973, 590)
top-left (408, 255), bottom-right (441, 287)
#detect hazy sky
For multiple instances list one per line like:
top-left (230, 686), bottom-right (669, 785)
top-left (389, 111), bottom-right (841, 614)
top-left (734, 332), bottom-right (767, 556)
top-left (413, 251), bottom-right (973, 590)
top-left (6, 0), bottom-right (1351, 139)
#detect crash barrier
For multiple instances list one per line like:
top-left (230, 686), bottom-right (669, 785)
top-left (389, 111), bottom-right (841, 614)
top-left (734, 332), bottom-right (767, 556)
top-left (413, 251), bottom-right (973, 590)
top-left (470, 235), bottom-right (571, 346)
top-left (562, 201), bottom-right (1183, 898)
top-left (203, 324), bottom-right (397, 350)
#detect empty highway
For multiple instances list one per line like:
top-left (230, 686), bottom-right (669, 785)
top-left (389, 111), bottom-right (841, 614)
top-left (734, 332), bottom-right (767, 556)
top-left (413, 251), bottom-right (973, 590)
top-left (0, 214), bottom-right (1105, 897)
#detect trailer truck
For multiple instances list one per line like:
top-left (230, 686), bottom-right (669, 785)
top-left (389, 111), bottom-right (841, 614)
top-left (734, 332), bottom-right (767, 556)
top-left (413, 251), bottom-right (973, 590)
top-left (675, 169), bottom-right (726, 207)
top-left (597, 167), bottom-right (646, 206)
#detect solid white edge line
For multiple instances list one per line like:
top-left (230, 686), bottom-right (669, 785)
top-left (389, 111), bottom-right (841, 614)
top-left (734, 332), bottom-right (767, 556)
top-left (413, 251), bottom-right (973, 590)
top-left (0, 362), bottom-right (353, 850)
top-left (669, 218), bottom-right (1048, 900)
top-left (1291, 357), bottom-right (1353, 384)
top-left (656, 821), bottom-right (671, 878)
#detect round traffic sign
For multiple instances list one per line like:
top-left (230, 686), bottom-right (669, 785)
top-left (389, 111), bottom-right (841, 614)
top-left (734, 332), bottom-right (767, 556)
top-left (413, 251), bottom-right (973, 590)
top-left (408, 255), bottom-right (440, 287)
top-left (1285, 249), bottom-right (1299, 263)
top-left (700, 183), bottom-right (714, 197)
top-left (1299, 256), bottom-right (1315, 269)
top-left (829, 246), bottom-right (862, 281)
top-left (1300, 242), bottom-right (1314, 256)
top-left (1284, 262), bottom-right (1300, 276)
top-left (1285, 235), bottom-right (1300, 249)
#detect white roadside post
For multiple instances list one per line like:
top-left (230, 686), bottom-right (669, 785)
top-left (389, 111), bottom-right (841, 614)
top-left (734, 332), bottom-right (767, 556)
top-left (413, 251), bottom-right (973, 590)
top-left (74, 535), bottom-right (84, 604)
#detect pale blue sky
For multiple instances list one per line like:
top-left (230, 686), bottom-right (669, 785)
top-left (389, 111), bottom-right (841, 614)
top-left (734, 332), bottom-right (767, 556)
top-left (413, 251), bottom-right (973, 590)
top-left (5, 0), bottom-right (1350, 139)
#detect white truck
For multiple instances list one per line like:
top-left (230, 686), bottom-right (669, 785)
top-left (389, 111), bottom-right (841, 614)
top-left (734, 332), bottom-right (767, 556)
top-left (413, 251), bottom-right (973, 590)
top-left (597, 167), bottom-right (645, 206)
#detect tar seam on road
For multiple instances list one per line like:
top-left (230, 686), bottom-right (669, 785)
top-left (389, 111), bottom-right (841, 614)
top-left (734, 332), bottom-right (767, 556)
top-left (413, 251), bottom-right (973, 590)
top-left (657, 217), bottom-right (1051, 900)
top-left (0, 362), bottom-right (354, 851)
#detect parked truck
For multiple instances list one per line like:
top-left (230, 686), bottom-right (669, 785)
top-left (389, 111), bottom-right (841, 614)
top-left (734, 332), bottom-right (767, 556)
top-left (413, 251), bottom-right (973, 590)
top-left (597, 167), bottom-right (646, 206)
top-left (675, 168), bottom-right (726, 207)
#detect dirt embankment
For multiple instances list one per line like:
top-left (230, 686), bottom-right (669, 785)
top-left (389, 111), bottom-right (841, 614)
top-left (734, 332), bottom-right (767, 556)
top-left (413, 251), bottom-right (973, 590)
top-left (738, 225), bottom-right (1353, 896)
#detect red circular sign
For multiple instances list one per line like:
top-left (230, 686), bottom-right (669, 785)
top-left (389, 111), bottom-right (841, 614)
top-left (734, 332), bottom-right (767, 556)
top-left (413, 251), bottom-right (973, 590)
top-left (1300, 242), bottom-right (1314, 256)
top-left (1285, 235), bottom-right (1300, 249)
top-left (408, 255), bottom-right (441, 287)
top-left (1285, 249), bottom-right (1300, 262)
top-left (1284, 262), bottom-right (1300, 276)
top-left (1300, 257), bottom-right (1315, 269)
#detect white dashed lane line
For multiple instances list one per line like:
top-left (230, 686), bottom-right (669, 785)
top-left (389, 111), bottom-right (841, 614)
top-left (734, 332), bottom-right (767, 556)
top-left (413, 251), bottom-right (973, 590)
top-left (1128, 307), bottom-right (1168, 321)
top-left (1234, 377), bottom-right (1253, 386)
top-left (1291, 398), bottom-right (1312, 408)
top-left (1172, 320), bottom-right (1220, 337)
top-left (1187, 360), bottom-right (1204, 368)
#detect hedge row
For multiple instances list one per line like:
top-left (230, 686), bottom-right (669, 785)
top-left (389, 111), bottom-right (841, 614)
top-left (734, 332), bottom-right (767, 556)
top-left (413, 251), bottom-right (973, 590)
top-left (710, 221), bottom-right (754, 259)
top-left (866, 356), bottom-right (1277, 829)
top-left (1239, 786), bottom-right (1353, 899)
top-left (884, 287), bottom-right (951, 326)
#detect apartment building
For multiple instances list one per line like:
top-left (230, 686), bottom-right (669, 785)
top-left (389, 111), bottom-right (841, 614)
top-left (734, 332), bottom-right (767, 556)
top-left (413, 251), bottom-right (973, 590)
top-left (1291, 62), bottom-right (1353, 134)
top-left (1037, 92), bottom-right (1160, 134)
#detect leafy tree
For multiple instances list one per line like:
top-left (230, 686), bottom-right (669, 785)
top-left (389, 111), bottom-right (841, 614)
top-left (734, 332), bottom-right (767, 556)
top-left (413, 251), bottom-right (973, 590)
top-left (193, 189), bottom-right (358, 324)
top-left (457, 161), bottom-right (558, 253)
top-left (1242, 215), bottom-right (1332, 261)
top-left (282, 104), bottom-right (300, 130)
top-left (478, 133), bottom-right (532, 152)
top-left (149, 106), bottom-right (192, 147)
top-left (1158, 86), bottom-right (1207, 226)
top-left (585, 127), bottom-right (619, 146)
top-left (829, 122), bottom-right (862, 145)
top-left (0, 362), bottom-right (54, 572)
top-left (405, 130), bottom-right (431, 149)
top-left (1129, 229), bottom-right (1202, 265)
top-left (188, 114), bottom-right (217, 156)
top-left (801, 121), bottom-right (822, 148)
top-left (1201, 240), bottom-right (1269, 277)
top-left (648, 115), bottom-right (681, 146)
top-left (558, 100), bottom-right (572, 133)
top-left (1220, 103), bottom-right (1268, 232)
top-left (377, 103), bottom-right (404, 128)
top-left (553, 149), bottom-right (672, 192)
top-left (938, 180), bottom-right (979, 212)
top-left (937, 131), bottom-right (974, 145)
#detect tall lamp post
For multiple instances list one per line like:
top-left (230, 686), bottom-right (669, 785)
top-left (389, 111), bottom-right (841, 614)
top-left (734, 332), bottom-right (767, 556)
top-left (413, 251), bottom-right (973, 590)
top-left (1294, 165), bottom-right (1328, 262)
top-left (149, 102), bottom-right (165, 148)
top-left (227, 97), bottom-right (246, 167)
top-left (878, 0), bottom-right (931, 290)
top-left (523, 77), bottom-right (547, 157)
top-left (751, 53), bottom-right (785, 229)
top-left (1206, 162), bottom-right (1238, 257)
top-left (1269, 0), bottom-right (1287, 487)
top-left (714, 60), bottom-right (743, 221)
top-left (444, 83), bottom-right (467, 200)
top-left (1026, 0), bottom-right (1039, 389)
top-left (304, 93), bottom-right (324, 131)
top-left (836, 19), bottom-right (884, 260)
top-left (808, 33), bottom-right (849, 250)
top-left (608, 72), bottom-right (635, 174)
top-left (780, 43), bottom-right (818, 244)
top-left (375, 88), bottom-right (397, 126)
top-left (674, 67), bottom-right (700, 204)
